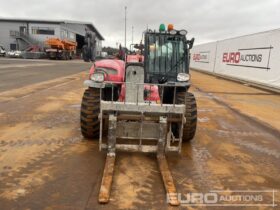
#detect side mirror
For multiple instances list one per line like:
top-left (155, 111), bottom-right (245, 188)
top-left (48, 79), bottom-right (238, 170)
top-left (187, 37), bottom-right (195, 50)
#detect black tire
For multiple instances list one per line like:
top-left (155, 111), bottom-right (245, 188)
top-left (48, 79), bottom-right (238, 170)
top-left (82, 45), bottom-right (90, 62)
top-left (69, 52), bottom-right (73, 60)
top-left (80, 88), bottom-right (100, 139)
top-left (177, 92), bottom-right (197, 142)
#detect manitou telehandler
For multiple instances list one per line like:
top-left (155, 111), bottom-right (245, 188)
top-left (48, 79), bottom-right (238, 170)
top-left (80, 24), bottom-right (196, 206)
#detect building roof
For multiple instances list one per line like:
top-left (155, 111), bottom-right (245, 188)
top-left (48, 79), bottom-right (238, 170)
top-left (0, 17), bottom-right (104, 40)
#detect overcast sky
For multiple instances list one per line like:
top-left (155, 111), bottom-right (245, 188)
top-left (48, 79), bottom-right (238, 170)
top-left (0, 0), bottom-right (279, 47)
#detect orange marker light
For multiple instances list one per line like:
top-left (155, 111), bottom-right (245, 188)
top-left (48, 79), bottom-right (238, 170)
top-left (168, 24), bottom-right (174, 31)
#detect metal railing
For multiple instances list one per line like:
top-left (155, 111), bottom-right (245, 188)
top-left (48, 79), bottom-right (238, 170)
top-left (98, 81), bottom-right (185, 153)
top-left (99, 81), bottom-right (185, 107)
top-left (10, 30), bottom-right (40, 46)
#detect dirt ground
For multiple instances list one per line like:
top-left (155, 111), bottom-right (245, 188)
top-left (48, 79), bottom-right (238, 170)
top-left (0, 63), bottom-right (279, 210)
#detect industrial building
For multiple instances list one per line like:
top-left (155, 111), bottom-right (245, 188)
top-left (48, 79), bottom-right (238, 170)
top-left (0, 18), bottom-right (104, 56)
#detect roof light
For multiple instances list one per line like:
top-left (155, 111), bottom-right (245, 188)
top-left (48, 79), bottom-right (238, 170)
top-left (159, 24), bottom-right (166, 32)
top-left (179, 30), bottom-right (188, 35)
top-left (170, 30), bottom-right (177, 35)
top-left (167, 24), bottom-right (174, 31)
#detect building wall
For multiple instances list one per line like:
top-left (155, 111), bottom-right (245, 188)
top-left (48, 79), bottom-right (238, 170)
top-left (61, 23), bottom-right (102, 56)
top-left (28, 23), bottom-right (61, 42)
top-left (0, 21), bottom-right (61, 50)
top-left (61, 23), bottom-right (86, 36)
top-left (0, 21), bottom-right (27, 50)
top-left (60, 23), bottom-right (80, 41)
top-left (0, 20), bottom-right (103, 54)
top-left (96, 38), bottom-right (102, 56)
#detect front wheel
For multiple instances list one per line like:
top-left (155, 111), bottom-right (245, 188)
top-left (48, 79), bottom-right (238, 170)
top-left (80, 88), bottom-right (100, 139)
top-left (177, 92), bottom-right (197, 142)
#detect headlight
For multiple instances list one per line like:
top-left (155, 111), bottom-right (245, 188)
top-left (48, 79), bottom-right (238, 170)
top-left (179, 30), bottom-right (188, 35)
top-left (90, 73), bottom-right (104, 82)
top-left (170, 29), bottom-right (177, 35)
top-left (177, 73), bottom-right (190, 82)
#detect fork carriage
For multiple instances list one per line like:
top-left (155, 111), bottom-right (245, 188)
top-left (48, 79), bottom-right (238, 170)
top-left (82, 64), bottom-right (197, 205)
top-left (98, 100), bottom-right (185, 205)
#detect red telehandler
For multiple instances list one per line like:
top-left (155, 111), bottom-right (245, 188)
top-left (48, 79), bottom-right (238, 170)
top-left (81, 24), bottom-right (196, 206)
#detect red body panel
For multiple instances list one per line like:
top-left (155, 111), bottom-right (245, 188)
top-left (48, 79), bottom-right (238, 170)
top-left (144, 85), bottom-right (160, 101)
top-left (89, 59), bottom-right (125, 82)
top-left (126, 54), bottom-right (144, 63)
top-left (119, 84), bottom-right (160, 102)
top-left (25, 45), bottom-right (42, 52)
top-left (89, 58), bottom-right (159, 102)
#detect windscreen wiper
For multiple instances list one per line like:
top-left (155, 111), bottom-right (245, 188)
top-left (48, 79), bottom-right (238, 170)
top-left (158, 56), bottom-right (185, 83)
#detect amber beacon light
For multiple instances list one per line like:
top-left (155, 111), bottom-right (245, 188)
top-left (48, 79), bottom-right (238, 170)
top-left (167, 24), bottom-right (174, 31)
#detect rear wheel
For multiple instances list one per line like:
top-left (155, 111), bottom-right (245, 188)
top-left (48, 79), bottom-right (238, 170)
top-left (80, 88), bottom-right (100, 139)
top-left (177, 92), bottom-right (197, 142)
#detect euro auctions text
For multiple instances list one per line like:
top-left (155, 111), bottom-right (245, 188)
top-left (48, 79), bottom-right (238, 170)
top-left (167, 190), bottom-right (278, 207)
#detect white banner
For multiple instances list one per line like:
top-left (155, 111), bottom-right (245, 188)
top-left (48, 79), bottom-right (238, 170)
top-left (221, 47), bottom-right (271, 69)
top-left (190, 29), bottom-right (280, 89)
top-left (190, 42), bottom-right (217, 72)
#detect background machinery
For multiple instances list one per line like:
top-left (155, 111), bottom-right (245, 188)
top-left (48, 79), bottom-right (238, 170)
top-left (45, 38), bottom-right (77, 60)
top-left (126, 43), bottom-right (144, 63)
top-left (80, 24), bottom-right (196, 206)
top-left (82, 30), bottom-right (96, 62)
